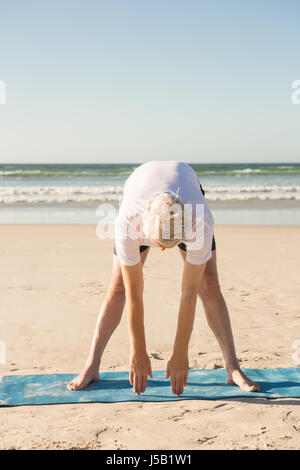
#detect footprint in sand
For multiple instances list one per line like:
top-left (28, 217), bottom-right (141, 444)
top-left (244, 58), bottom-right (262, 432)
top-left (149, 352), bottom-right (164, 360)
top-left (195, 435), bottom-right (217, 444)
top-left (79, 282), bottom-right (104, 295)
top-left (168, 409), bottom-right (191, 421)
top-left (95, 427), bottom-right (109, 440)
top-left (213, 404), bottom-right (227, 409)
top-left (282, 411), bottom-right (298, 426)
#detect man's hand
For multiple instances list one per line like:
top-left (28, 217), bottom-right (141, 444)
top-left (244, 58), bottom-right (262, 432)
top-left (121, 262), bottom-right (152, 395)
top-left (166, 261), bottom-right (206, 396)
top-left (166, 354), bottom-right (189, 396)
top-left (129, 351), bottom-right (153, 395)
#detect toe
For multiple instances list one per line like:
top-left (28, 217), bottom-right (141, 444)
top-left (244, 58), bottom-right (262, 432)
top-left (68, 381), bottom-right (81, 391)
top-left (243, 380), bottom-right (260, 393)
top-left (67, 382), bottom-right (74, 390)
top-left (247, 383), bottom-right (256, 392)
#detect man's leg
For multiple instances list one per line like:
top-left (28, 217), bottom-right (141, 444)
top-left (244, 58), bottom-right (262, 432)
top-left (179, 249), bottom-right (260, 392)
top-left (68, 249), bottom-right (150, 391)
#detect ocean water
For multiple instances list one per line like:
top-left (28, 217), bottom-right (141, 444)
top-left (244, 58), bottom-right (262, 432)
top-left (0, 162), bottom-right (300, 225)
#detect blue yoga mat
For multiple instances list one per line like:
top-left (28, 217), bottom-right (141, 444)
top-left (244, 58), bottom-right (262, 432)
top-left (0, 368), bottom-right (299, 407)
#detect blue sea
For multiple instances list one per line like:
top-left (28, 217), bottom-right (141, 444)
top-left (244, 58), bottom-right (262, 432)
top-left (0, 162), bottom-right (300, 225)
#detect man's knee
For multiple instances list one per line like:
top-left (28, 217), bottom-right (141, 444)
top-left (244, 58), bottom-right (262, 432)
top-left (112, 283), bottom-right (126, 298)
top-left (108, 278), bottom-right (126, 300)
top-left (198, 270), bottom-right (220, 300)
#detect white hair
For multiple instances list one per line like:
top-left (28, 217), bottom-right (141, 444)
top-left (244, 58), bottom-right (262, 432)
top-left (143, 192), bottom-right (186, 248)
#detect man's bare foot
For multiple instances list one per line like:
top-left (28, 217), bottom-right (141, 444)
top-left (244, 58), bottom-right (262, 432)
top-left (67, 365), bottom-right (100, 391)
top-left (227, 368), bottom-right (261, 392)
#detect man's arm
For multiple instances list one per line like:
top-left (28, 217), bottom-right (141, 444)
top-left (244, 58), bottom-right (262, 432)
top-left (166, 260), bottom-right (206, 396)
top-left (121, 262), bottom-right (152, 395)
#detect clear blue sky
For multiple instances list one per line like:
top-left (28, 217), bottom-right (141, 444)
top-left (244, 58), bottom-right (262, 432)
top-left (0, 0), bottom-right (299, 164)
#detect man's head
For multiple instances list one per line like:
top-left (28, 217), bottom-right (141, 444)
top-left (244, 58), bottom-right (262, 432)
top-left (144, 192), bottom-right (186, 249)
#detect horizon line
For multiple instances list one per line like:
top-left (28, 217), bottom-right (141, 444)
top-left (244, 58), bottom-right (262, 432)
top-left (0, 161), bottom-right (299, 166)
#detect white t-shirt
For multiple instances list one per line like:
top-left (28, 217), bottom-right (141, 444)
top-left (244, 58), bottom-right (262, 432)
top-left (115, 161), bottom-right (214, 266)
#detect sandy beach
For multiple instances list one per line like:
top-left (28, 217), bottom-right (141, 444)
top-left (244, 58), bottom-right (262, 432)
top-left (0, 224), bottom-right (300, 450)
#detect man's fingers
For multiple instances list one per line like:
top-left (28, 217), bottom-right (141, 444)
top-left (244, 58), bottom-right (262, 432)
top-left (170, 372), bottom-right (178, 395)
top-left (176, 376), bottom-right (182, 396)
top-left (140, 375), bottom-right (145, 393)
top-left (133, 374), bottom-right (139, 395)
top-left (167, 366), bottom-right (188, 395)
top-left (143, 375), bottom-right (148, 393)
top-left (133, 374), bottom-right (136, 393)
top-left (175, 375), bottom-right (181, 396)
top-left (179, 377), bottom-right (183, 396)
top-left (129, 371), bottom-right (134, 386)
top-left (131, 371), bottom-right (151, 394)
top-left (138, 375), bottom-right (146, 394)
top-left (171, 374), bottom-right (186, 396)
top-left (184, 373), bottom-right (188, 387)
top-left (171, 375), bottom-right (177, 395)
top-left (137, 376), bottom-right (142, 395)
top-left (148, 366), bottom-right (153, 379)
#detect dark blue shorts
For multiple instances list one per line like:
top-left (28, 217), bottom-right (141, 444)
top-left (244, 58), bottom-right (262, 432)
top-left (113, 235), bottom-right (216, 256)
top-left (113, 183), bottom-right (216, 256)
